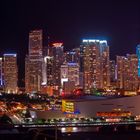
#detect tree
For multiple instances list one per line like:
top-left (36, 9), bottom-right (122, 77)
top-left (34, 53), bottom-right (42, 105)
top-left (0, 114), bottom-right (13, 124)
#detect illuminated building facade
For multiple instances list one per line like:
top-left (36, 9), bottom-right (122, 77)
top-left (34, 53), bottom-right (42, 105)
top-left (116, 56), bottom-right (126, 89)
top-left (52, 43), bottom-right (64, 88)
top-left (61, 62), bottom-right (80, 87)
top-left (65, 48), bottom-right (80, 64)
top-left (43, 56), bottom-right (54, 86)
top-left (60, 64), bottom-right (68, 86)
top-left (110, 60), bottom-right (116, 86)
top-left (127, 54), bottom-right (139, 90)
top-left (25, 56), bottom-right (43, 93)
top-left (96, 109), bottom-right (132, 117)
top-left (25, 30), bottom-right (43, 93)
top-left (62, 99), bottom-right (80, 116)
top-left (117, 54), bottom-right (139, 90)
top-left (136, 44), bottom-right (140, 77)
top-left (0, 58), bottom-right (3, 88)
top-left (3, 54), bottom-right (18, 93)
top-left (29, 30), bottom-right (43, 56)
top-left (67, 62), bottom-right (79, 86)
top-left (81, 39), bottom-right (110, 93)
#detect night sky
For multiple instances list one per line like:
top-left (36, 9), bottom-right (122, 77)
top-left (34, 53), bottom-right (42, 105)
top-left (1, 0), bottom-right (140, 86)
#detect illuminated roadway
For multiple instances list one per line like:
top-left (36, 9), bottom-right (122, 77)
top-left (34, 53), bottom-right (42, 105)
top-left (14, 121), bottom-right (140, 128)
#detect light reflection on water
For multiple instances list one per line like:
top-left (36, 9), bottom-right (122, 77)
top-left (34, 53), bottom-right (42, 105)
top-left (60, 127), bottom-right (97, 133)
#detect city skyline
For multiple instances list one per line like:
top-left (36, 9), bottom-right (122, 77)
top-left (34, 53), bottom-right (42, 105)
top-left (1, 1), bottom-right (140, 139)
top-left (0, 30), bottom-right (140, 90)
top-left (1, 1), bottom-right (140, 88)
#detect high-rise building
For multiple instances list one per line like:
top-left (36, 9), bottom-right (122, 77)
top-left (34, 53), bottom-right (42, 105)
top-left (110, 60), bottom-right (116, 86)
top-left (116, 54), bottom-right (139, 91)
top-left (43, 56), bottom-right (54, 86)
top-left (81, 39), bottom-right (110, 93)
top-left (65, 48), bottom-right (80, 64)
top-left (127, 54), bottom-right (139, 90)
top-left (136, 44), bottom-right (140, 77)
top-left (3, 54), bottom-right (18, 93)
top-left (60, 64), bottom-right (68, 87)
top-left (0, 58), bottom-right (3, 88)
top-left (29, 30), bottom-right (43, 56)
top-left (60, 62), bottom-right (80, 93)
top-left (52, 43), bottom-right (64, 88)
top-left (116, 56), bottom-right (127, 89)
top-left (25, 56), bottom-right (43, 93)
top-left (25, 30), bottom-right (43, 93)
top-left (67, 62), bottom-right (79, 86)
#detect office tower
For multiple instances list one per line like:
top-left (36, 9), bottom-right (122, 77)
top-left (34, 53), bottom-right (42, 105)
top-left (25, 56), bottom-right (43, 93)
top-left (65, 48), bottom-right (80, 63)
top-left (81, 39), bottom-right (110, 93)
top-left (25, 30), bottom-right (43, 93)
top-left (29, 30), bottom-right (43, 56)
top-left (116, 54), bottom-right (138, 91)
top-left (61, 62), bottom-right (80, 86)
top-left (110, 60), bottom-right (116, 87)
top-left (0, 58), bottom-right (3, 88)
top-left (60, 64), bottom-right (68, 87)
top-left (61, 62), bottom-right (79, 87)
top-left (52, 43), bottom-right (64, 88)
top-left (127, 54), bottom-right (139, 90)
top-left (3, 54), bottom-right (18, 93)
top-left (67, 62), bottom-right (80, 86)
top-left (61, 62), bottom-right (80, 94)
top-left (136, 44), bottom-right (140, 77)
top-left (116, 56), bottom-right (127, 89)
top-left (43, 56), bottom-right (54, 86)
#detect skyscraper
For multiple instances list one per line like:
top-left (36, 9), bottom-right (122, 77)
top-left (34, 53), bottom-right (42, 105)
top-left (3, 54), bottom-right (18, 93)
top-left (60, 62), bottom-right (80, 87)
top-left (116, 54), bottom-right (139, 91)
top-left (25, 56), bottom-right (43, 93)
top-left (136, 44), bottom-right (140, 77)
top-left (110, 60), bottom-right (116, 87)
top-left (29, 30), bottom-right (43, 56)
top-left (81, 39), bottom-right (110, 93)
top-left (25, 30), bottom-right (43, 93)
top-left (65, 48), bottom-right (80, 64)
top-left (52, 43), bottom-right (64, 88)
top-left (43, 56), bottom-right (54, 86)
top-left (0, 58), bottom-right (3, 88)
top-left (127, 54), bottom-right (139, 91)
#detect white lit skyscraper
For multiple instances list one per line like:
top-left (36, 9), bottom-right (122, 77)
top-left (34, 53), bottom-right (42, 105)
top-left (81, 39), bottom-right (110, 93)
top-left (25, 30), bottom-right (43, 93)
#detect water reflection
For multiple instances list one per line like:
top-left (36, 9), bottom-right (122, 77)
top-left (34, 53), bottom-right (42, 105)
top-left (60, 127), bottom-right (97, 133)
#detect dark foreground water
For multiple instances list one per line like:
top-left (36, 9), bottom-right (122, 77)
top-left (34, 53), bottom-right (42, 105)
top-left (0, 132), bottom-right (140, 140)
top-left (0, 131), bottom-right (140, 140)
top-left (0, 126), bottom-right (140, 140)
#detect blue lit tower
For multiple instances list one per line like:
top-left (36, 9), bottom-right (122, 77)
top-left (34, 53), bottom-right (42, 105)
top-left (136, 44), bottom-right (140, 77)
top-left (0, 58), bottom-right (4, 89)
